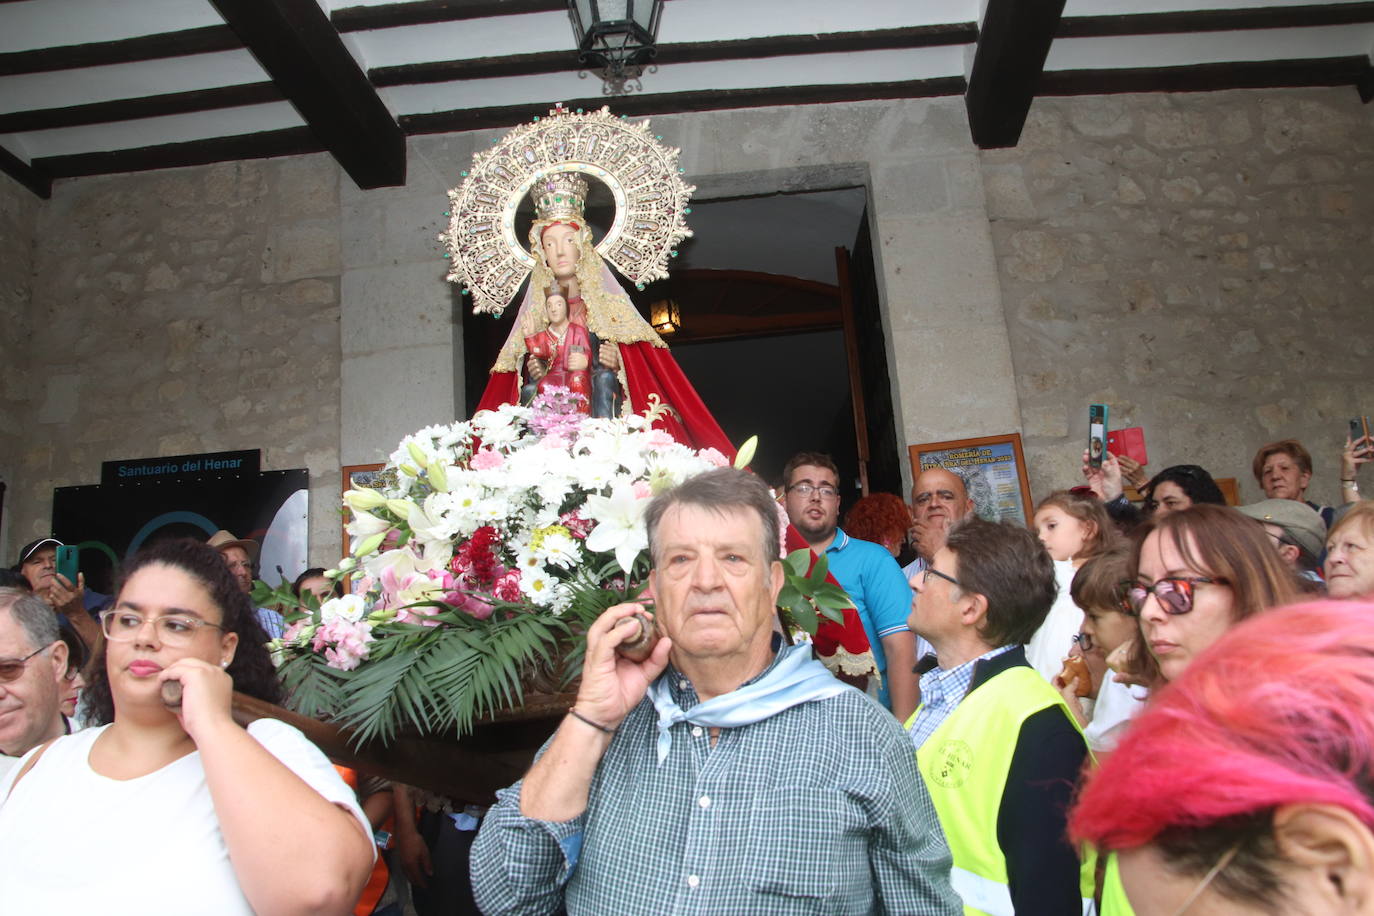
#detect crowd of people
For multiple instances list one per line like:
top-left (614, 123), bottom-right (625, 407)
top-left (1, 428), bottom-right (1371, 914)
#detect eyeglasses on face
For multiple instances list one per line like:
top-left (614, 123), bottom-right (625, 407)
top-left (1072, 632), bottom-right (1094, 651)
top-left (99, 610), bottom-right (225, 646)
top-left (0, 645), bottom-right (48, 683)
top-left (922, 567), bottom-right (960, 588)
top-left (788, 483), bottom-right (838, 500)
top-left (1126, 577), bottom-right (1224, 616)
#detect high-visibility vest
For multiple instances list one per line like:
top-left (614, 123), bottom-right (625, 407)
top-left (1099, 853), bottom-right (1135, 916)
top-left (906, 665), bottom-right (1097, 916)
top-left (334, 765), bottom-right (391, 916)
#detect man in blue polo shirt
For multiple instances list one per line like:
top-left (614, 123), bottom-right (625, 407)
top-left (782, 452), bottom-right (919, 721)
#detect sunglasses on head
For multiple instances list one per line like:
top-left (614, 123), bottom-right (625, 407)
top-left (1125, 576), bottom-right (1225, 616)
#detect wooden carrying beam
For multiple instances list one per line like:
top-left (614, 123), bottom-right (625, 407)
top-left (965, 0), bottom-right (1067, 149)
top-left (209, 0), bottom-right (406, 189)
top-left (231, 691), bottom-right (572, 804)
top-left (0, 143), bottom-right (51, 199)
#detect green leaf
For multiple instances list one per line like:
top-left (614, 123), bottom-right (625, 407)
top-left (783, 549), bottom-right (812, 577)
top-left (790, 601), bottom-right (819, 635)
top-left (808, 552), bottom-right (831, 585)
top-left (776, 583), bottom-right (804, 611)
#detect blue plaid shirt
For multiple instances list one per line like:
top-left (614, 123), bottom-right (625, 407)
top-left (908, 645), bottom-right (1017, 749)
top-left (473, 655), bottom-right (961, 916)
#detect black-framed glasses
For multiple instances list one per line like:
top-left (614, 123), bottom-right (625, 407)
top-left (922, 567), bottom-right (960, 588)
top-left (1126, 577), bottom-right (1225, 616)
top-left (0, 645), bottom-right (48, 683)
top-left (99, 610), bottom-right (225, 646)
top-left (1072, 632), bottom-right (1094, 652)
top-left (788, 483), bottom-right (838, 500)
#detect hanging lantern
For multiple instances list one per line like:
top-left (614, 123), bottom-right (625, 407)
top-left (567, 0), bottom-right (664, 95)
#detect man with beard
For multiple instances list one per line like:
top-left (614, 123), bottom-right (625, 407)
top-left (782, 453), bottom-right (918, 721)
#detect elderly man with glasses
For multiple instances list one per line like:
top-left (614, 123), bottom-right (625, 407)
top-left (0, 589), bottom-right (70, 778)
top-left (906, 518), bottom-right (1094, 916)
top-left (782, 452), bottom-right (919, 722)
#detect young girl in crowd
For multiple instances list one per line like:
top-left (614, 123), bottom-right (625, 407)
top-left (1026, 489), bottom-right (1116, 680)
top-left (1054, 546), bottom-right (1149, 751)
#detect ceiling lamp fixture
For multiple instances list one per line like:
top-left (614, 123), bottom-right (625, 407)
top-left (649, 298), bottom-right (681, 335)
top-left (568, 0), bottom-right (664, 96)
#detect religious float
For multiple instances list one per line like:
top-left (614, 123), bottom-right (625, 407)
top-left (248, 106), bottom-right (879, 802)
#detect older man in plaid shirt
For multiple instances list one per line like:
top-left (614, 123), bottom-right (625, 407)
top-left (472, 469), bottom-right (959, 915)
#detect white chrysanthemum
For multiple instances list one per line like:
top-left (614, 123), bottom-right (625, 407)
top-left (547, 583), bottom-right (574, 616)
top-left (521, 567), bottom-right (557, 605)
top-left (537, 531), bottom-right (580, 569)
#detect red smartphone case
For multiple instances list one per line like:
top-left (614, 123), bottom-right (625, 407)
top-left (1107, 427), bottom-right (1148, 466)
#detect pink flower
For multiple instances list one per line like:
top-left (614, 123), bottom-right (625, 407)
top-left (313, 618), bottom-right (375, 671)
top-left (632, 479), bottom-right (653, 500)
top-left (699, 447), bottom-right (729, 468)
top-left (471, 448), bottom-right (505, 470)
top-left (645, 429), bottom-right (676, 449)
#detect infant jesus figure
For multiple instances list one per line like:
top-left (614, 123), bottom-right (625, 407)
top-left (520, 287), bottom-right (593, 412)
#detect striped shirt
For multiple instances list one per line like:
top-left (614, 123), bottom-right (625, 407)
top-left (472, 659), bottom-right (961, 916)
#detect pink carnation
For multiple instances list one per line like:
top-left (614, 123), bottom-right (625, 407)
top-left (313, 618), bottom-right (375, 671)
top-left (632, 479), bottom-right (653, 500)
top-left (644, 429), bottom-right (676, 449)
top-left (699, 447), bottom-right (729, 468)
top-left (471, 448), bottom-right (505, 470)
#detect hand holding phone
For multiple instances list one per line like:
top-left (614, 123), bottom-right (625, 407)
top-left (56, 545), bottom-right (79, 588)
top-left (1088, 405), bottom-right (1109, 469)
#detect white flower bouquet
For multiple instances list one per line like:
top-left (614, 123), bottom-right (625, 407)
top-left (257, 388), bottom-right (736, 744)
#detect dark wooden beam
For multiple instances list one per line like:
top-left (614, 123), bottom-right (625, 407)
top-left (0, 83), bottom-right (281, 134)
top-left (373, 24), bottom-right (978, 86)
top-left (33, 127), bottom-right (323, 180)
top-left (0, 144), bottom-right (52, 199)
top-left (1359, 63), bottom-right (1374, 103)
top-left (965, 0), bottom-right (1067, 149)
top-left (401, 77), bottom-right (966, 134)
top-left (1059, 2), bottom-right (1374, 37)
top-left (1039, 56), bottom-right (1371, 97)
top-left (209, 0), bottom-right (406, 188)
top-left (0, 26), bottom-right (240, 77)
top-left (334, 0), bottom-right (564, 31)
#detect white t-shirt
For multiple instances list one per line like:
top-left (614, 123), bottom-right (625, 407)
top-left (1024, 559), bottom-right (1084, 682)
top-left (1084, 673), bottom-right (1149, 751)
top-left (0, 718), bottom-right (371, 914)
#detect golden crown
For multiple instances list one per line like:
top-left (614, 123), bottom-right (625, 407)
top-left (531, 172), bottom-right (588, 222)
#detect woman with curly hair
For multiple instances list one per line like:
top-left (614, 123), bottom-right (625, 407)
top-left (843, 492), bottom-right (912, 558)
top-left (0, 539), bottom-right (374, 915)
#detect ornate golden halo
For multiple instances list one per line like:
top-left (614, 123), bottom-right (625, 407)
top-left (440, 104), bottom-right (696, 315)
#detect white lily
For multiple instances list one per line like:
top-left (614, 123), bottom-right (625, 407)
top-left (584, 482), bottom-right (650, 575)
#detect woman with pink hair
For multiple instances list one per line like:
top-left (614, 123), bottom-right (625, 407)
top-left (1070, 601), bottom-right (1374, 914)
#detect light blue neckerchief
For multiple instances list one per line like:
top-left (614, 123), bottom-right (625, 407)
top-left (646, 642), bottom-right (851, 765)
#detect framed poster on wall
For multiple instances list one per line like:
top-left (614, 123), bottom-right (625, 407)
top-left (908, 433), bottom-right (1033, 526)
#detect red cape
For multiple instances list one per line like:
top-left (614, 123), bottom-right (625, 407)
top-left (477, 339), bottom-right (735, 458)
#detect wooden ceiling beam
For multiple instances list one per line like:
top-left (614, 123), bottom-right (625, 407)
top-left (0, 84), bottom-right (281, 134)
top-left (401, 77), bottom-right (966, 134)
top-left (372, 24), bottom-right (977, 86)
top-left (0, 144), bottom-right (51, 199)
top-left (1059, 2), bottom-right (1374, 38)
top-left (0, 26), bottom-right (240, 77)
top-left (334, 0), bottom-right (565, 32)
top-left (33, 127), bottom-right (323, 181)
top-left (1040, 56), bottom-right (1371, 97)
top-left (965, 0), bottom-right (1067, 149)
top-left (209, 0), bottom-right (406, 188)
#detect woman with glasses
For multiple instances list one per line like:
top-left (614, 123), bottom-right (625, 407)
top-left (1071, 601), bottom-right (1374, 915)
top-left (0, 539), bottom-right (374, 914)
top-left (1124, 504), bottom-right (1298, 685)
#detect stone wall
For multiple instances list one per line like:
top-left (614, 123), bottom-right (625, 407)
top-left (986, 89), bottom-right (1374, 507)
top-left (0, 172), bottom-right (41, 554)
top-left (11, 156), bottom-right (346, 565)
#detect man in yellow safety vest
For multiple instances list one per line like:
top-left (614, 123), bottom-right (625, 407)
top-left (905, 517), bottom-right (1095, 915)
